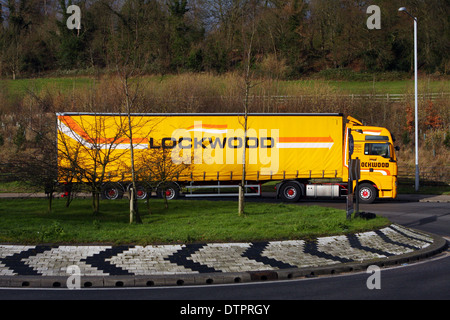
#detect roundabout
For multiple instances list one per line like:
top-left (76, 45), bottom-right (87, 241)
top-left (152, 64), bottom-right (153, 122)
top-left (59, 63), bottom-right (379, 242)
top-left (0, 223), bottom-right (446, 288)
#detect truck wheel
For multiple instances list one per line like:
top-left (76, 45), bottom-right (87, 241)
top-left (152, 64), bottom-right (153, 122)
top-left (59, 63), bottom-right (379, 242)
top-left (358, 183), bottom-right (377, 204)
top-left (280, 182), bottom-right (302, 202)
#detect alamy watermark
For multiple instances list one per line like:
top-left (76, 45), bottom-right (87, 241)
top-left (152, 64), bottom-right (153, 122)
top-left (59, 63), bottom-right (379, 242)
top-left (65, 4), bottom-right (380, 31)
top-left (366, 265), bottom-right (381, 290)
top-left (66, 5), bottom-right (81, 30)
top-left (66, 265), bottom-right (81, 290)
top-left (367, 5), bottom-right (381, 30)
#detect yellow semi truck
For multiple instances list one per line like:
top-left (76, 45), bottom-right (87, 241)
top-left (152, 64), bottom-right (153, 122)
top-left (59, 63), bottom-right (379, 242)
top-left (57, 113), bottom-right (398, 203)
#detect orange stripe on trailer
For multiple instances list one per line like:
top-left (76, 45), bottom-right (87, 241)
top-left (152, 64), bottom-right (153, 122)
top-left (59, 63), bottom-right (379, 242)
top-left (59, 115), bottom-right (94, 143)
top-left (100, 137), bottom-right (149, 144)
top-left (186, 124), bottom-right (228, 129)
top-left (277, 136), bottom-right (334, 143)
top-left (59, 116), bottom-right (148, 145)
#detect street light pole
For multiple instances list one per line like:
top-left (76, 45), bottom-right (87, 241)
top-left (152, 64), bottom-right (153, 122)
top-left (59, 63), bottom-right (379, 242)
top-left (399, 7), bottom-right (419, 191)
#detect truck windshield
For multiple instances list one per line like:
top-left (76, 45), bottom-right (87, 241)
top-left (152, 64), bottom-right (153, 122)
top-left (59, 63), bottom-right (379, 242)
top-left (364, 143), bottom-right (390, 158)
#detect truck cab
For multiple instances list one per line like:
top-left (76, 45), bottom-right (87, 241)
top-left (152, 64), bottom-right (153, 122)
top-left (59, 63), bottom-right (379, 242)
top-left (344, 117), bottom-right (398, 203)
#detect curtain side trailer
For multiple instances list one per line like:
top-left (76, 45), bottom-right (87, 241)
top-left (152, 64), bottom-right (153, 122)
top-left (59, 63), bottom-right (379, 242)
top-left (57, 113), bottom-right (398, 204)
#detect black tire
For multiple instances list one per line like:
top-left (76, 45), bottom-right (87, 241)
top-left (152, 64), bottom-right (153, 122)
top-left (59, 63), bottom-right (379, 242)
top-left (358, 183), bottom-right (377, 204)
top-left (157, 183), bottom-right (180, 200)
top-left (102, 184), bottom-right (124, 200)
top-left (279, 182), bottom-right (302, 202)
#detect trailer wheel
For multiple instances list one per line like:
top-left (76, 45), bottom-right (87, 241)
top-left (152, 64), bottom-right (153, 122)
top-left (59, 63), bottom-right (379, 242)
top-left (157, 183), bottom-right (180, 200)
top-left (135, 184), bottom-right (150, 200)
top-left (280, 182), bottom-right (302, 202)
top-left (358, 183), bottom-right (377, 204)
top-left (102, 184), bottom-right (123, 200)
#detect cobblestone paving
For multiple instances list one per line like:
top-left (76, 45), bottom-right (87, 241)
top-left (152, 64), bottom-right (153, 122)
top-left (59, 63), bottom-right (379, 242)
top-left (0, 224), bottom-right (434, 277)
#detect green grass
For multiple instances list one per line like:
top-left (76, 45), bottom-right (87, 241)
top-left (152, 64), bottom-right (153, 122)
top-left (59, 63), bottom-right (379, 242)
top-left (0, 77), bottom-right (95, 99)
top-left (397, 182), bottom-right (450, 195)
top-left (0, 198), bottom-right (390, 245)
top-left (2, 75), bottom-right (448, 99)
top-left (0, 181), bottom-right (40, 193)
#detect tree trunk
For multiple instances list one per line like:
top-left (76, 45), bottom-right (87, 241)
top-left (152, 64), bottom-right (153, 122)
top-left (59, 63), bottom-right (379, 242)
top-left (238, 97), bottom-right (248, 216)
top-left (146, 197), bottom-right (152, 215)
top-left (47, 192), bottom-right (53, 214)
top-left (239, 24), bottom-right (253, 216)
top-left (124, 77), bottom-right (142, 224)
top-left (164, 192), bottom-right (169, 209)
top-left (65, 191), bottom-right (72, 208)
top-left (92, 191), bottom-right (100, 215)
top-left (238, 184), bottom-right (244, 215)
top-left (129, 187), bottom-right (139, 224)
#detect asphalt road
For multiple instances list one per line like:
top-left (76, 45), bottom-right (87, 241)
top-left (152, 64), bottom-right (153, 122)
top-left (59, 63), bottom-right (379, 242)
top-left (0, 194), bottom-right (449, 304)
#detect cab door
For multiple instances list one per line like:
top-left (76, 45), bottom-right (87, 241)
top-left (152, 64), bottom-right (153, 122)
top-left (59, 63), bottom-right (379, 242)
top-left (362, 142), bottom-right (392, 177)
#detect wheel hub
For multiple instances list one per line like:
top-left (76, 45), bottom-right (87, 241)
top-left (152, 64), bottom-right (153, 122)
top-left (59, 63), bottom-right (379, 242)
top-left (165, 189), bottom-right (175, 199)
top-left (285, 187), bottom-right (297, 198)
top-left (361, 188), bottom-right (371, 199)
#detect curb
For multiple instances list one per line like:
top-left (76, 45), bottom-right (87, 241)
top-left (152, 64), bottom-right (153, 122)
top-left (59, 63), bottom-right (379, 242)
top-left (0, 228), bottom-right (447, 289)
top-left (395, 194), bottom-right (450, 203)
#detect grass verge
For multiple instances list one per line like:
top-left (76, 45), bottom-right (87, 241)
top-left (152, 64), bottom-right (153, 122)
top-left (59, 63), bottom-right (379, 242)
top-left (2, 75), bottom-right (448, 97)
top-left (0, 198), bottom-right (390, 245)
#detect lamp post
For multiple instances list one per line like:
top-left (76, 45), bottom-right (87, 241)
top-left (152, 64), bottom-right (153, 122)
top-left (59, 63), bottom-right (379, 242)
top-left (399, 7), bottom-right (419, 191)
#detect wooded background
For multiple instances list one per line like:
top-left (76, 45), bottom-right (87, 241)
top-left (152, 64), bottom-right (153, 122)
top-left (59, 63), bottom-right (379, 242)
top-left (0, 0), bottom-right (449, 78)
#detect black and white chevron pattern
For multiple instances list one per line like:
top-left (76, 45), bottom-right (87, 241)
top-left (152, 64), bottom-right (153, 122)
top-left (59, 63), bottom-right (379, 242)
top-left (0, 225), bottom-right (434, 276)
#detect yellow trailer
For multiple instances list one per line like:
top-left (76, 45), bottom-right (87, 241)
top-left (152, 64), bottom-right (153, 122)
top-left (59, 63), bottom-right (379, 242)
top-left (57, 113), bottom-right (398, 203)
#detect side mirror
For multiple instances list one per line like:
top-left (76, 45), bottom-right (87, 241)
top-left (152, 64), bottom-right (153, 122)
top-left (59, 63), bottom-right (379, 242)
top-left (395, 146), bottom-right (400, 151)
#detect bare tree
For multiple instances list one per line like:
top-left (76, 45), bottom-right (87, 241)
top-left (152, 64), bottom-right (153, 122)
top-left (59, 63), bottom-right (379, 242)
top-left (238, 0), bottom-right (258, 216)
top-left (1, 145), bottom-right (58, 213)
top-left (134, 139), bottom-right (193, 209)
top-left (57, 113), bottom-right (129, 215)
top-left (106, 0), bottom-right (156, 224)
top-left (0, 90), bottom-right (58, 213)
top-left (120, 71), bottom-right (142, 223)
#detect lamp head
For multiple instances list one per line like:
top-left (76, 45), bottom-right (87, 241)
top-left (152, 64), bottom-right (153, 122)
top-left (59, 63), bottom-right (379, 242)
top-left (398, 7), bottom-right (416, 20)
